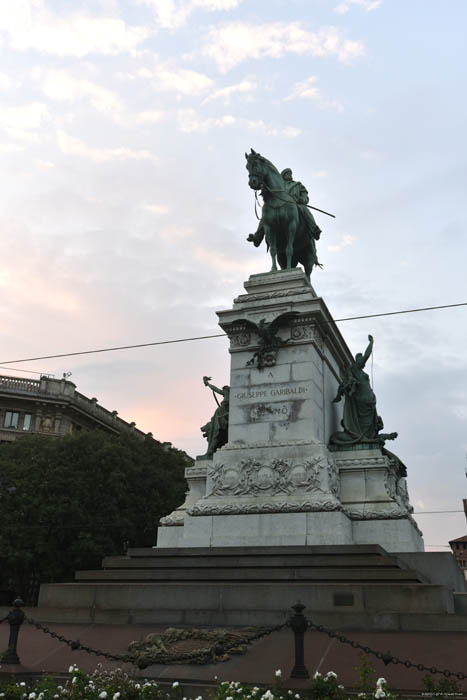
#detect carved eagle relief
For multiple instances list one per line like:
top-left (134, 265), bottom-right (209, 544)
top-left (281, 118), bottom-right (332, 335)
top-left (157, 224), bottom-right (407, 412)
top-left (235, 312), bottom-right (299, 369)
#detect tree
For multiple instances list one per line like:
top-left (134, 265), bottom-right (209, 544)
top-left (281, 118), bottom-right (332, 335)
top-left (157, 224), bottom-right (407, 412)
top-left (0, 431), bottom-right (189, 603)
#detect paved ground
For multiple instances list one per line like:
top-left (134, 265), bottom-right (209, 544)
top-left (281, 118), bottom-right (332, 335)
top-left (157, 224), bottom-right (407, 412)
top-left (1, 621), bottom-right (466, 695)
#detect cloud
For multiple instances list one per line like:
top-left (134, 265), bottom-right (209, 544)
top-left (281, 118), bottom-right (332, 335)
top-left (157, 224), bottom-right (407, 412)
top-left (0, 102), bottom-right (50, 143)
top-left (137, 0), bottom-right (243, 30)
top-left (0, 143), bottom-right (24, 153)
top-left (177, 109), bottom-right (236, 132)
top-left (35, 159), bottom-right (55, 170)
top-left (176, 109), bottom-right (300, 137)
top-left (286, 76), bottom-right (344, 112)
top-left (244, 120), bottom-right (301, 138)
top-left (328, 233), bottom-right (356, 253)
top-left (203, 21), bottom-right (365, 72)
top-left (202, 79), bottom-right (257, 104)
top-left (0, 1), bottom-right (149, 57)
top-left (143, 203), bottom-right (170, 214)
top-left (136, 110), bottom-right (165, 123)
top-left (0, 72), bottom-right (11, 90)
top-left (154, 68), bottom-right (213, 95)
top-left (334, 0), bottom-right (382, 14)
top-left (0, 102), bottom-right (49, 131)
top-left (41, 70), bottom-right (123, 114)
top-left (120, 63), bottom-right (213, 96)
top-left (57, 130), bottom-right (156, 163)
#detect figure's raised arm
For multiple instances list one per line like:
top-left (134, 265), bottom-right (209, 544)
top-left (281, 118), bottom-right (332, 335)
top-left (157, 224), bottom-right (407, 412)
top-left (362, 334), bottom-right (374, 365)
top-left (203, 376), bottom-right (224, 396)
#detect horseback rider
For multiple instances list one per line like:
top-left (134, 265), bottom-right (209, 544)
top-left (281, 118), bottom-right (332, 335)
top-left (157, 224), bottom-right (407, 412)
top-left (248, 168), bottom-right (321, 247)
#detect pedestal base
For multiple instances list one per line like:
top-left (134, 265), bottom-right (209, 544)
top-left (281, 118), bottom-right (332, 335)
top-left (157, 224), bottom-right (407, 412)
top-left (179, 510), bottom-right (353, 547)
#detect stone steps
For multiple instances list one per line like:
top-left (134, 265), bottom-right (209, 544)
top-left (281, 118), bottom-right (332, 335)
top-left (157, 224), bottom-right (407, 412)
top-left (36, 545), bottom-right (466, 630)
top-left (37, 580), bottom-right (455, 627)
top-left (125, 544), bottom-right (389, 557)
top-left (75, 566), bottom-right (423, 583)
top-left (101, 554), bottom-right (405, 570)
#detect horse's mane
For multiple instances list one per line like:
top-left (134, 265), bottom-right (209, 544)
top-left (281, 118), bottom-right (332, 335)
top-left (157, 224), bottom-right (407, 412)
top-left (250, 151), bottom-right (281, 177)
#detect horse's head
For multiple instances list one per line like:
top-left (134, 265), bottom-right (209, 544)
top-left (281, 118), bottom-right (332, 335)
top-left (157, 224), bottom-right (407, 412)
top-left (245, 148), bottom-right (266, 191)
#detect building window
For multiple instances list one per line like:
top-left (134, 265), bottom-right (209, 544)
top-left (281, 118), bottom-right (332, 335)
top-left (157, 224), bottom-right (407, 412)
top-left (23, 414), bottom-right (32, 431)
top-left (4, 411), bottom-right (19, 429)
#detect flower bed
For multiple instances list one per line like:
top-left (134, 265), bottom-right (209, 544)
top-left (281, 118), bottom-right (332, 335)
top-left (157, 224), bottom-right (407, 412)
top-left (0, 663), bottom-right (460, 700)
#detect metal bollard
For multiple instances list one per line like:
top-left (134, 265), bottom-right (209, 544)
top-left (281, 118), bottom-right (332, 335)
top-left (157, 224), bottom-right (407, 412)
top-left (1, 598), bottom-right (25, 664)
top-left (289, 601), bottom-right (309, 679)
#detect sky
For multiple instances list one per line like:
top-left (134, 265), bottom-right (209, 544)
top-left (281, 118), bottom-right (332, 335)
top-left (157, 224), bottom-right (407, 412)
top-left (1, 0), bottom-right (466, 551)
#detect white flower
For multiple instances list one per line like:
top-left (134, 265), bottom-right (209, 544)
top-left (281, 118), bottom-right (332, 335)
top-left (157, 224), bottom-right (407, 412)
top-left (135, 685), bottom-right (141, 690)
top-left (262, 691), bottom-right (274, 700)
top-left (295, 695), bottom-right (301, 699)
top-left (326, 671), bottom-right (337, 679)
top-left (375, 690), bottom-right (385, 699)
top-left (99, 693), bottom-right (107, 699)
top-left (226, 696), bottom-right (233, 700)
top-left (338, 686), bottom-right (344, 690)
top-left (113, 694), bottom-right (120, 700)
top-left (376, 679), bottom-right (387, 687)
top-left (172, 682), bottom-right (179, 688)
top-left (275, 669), bottom-right (282, 678)
top-left (29, 693), bottom-right (36, 699)
top-left (20, 684), bottom-right (26, 688)
top-left (313, 672), bottom-right (322, 679)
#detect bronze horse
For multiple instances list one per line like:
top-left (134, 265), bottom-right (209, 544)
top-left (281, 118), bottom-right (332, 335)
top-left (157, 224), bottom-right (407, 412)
top-left (245, 149), bottom-right (320, 280)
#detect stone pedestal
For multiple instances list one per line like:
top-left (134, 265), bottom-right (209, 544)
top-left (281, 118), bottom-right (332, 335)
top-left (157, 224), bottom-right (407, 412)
top-left (157, 269), bottom-right (424, 552)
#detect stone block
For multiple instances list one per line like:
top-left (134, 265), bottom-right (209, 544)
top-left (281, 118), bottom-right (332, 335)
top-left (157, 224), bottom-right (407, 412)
top-left (157, 526), bottom-right (184, 548)
top-left (306, 511), bottom-right (353, 545)
top-left (209, 512), bottom-right (309, 547)
top-left (353, 518), bottom-right (424, 552)
top-left (182, 515), bottom-right (214, 547)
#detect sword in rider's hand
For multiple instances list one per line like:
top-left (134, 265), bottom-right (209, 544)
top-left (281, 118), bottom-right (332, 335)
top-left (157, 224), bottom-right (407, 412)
top-left (306, 204), bottom-right (336, 218)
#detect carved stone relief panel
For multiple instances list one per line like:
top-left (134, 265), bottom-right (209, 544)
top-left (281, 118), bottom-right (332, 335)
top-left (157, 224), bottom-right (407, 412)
top-left (205, 455), bottom-right (339, 500)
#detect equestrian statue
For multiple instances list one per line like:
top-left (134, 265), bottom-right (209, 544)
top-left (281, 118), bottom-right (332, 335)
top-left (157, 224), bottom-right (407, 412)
top-left (245, 149), bottom-right (334, 280)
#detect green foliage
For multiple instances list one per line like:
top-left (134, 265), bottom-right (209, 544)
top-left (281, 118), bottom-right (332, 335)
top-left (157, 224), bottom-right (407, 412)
top-left (353, 654), bottom-right (377, 696)
top-left (0, 431), bottom-right (189, 602)
top-left (422, 673), bottom-right (460, 699)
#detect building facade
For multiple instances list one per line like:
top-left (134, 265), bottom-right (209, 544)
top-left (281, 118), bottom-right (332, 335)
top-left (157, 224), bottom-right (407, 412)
top-left (0, 374), bottom-right (145, 441)
top-left (449, 534), bottom-right (467, 580)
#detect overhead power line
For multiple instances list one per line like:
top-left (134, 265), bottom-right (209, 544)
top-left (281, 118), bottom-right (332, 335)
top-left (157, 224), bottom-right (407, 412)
top-left (0, 300), bottom-right (466, 367)
top-left (0, 365), bottom-right (49, 376)
top-left (413, 510), bottom-right (463, 514)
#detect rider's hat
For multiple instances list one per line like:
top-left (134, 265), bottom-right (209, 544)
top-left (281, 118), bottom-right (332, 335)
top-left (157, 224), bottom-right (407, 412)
top-left (281, 168), bottom-right (292, 177)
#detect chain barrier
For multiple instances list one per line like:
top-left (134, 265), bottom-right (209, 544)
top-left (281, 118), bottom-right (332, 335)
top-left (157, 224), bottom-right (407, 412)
top-left (26, 617), bottom-right (132, 664)
top-left (4, 599), bottom-right (465, 681)
top-left (306, 617), bottom-right (466, 681)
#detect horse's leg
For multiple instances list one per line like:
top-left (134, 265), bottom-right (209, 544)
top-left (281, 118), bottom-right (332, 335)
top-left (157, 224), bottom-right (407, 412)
top-left (304, 251), bottom-right (314, 281)
top-left (286, 211), bottom-right (297, 269)
top-left (277, 251), bottom-right (287, 270)
top-left (264, 223), bottom-right (277, 272)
